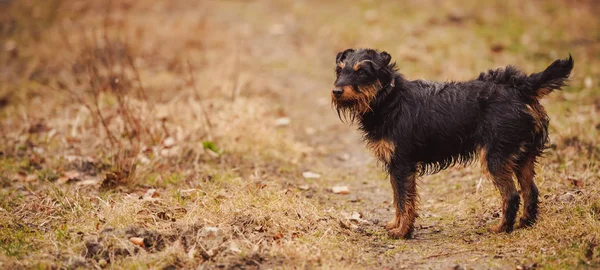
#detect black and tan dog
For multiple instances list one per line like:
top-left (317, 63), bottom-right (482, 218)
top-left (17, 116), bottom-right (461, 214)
top-left (331, 48), bottom-right (573, 239)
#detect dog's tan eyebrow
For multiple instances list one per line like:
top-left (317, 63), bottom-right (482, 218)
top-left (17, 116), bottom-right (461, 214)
top-left (354, 60), bottom-right (378, 71)
top-left (338, 62), bottom-right (345, 68)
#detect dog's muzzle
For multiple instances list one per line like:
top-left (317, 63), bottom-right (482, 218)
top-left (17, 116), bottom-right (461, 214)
top-left (332, 87), bottom-right (343, 98)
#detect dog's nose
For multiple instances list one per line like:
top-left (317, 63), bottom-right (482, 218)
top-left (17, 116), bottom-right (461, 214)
top-left (332, 88), bottom-right (343, 97)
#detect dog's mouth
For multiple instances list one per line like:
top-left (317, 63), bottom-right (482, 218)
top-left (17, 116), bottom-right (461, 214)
top-left (331, 80), bottom-right (383, 121)
top-left (331, 80), bottom-right (382, 108)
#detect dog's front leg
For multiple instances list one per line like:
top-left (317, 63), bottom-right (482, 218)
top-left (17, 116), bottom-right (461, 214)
top-left (386, 165), bottom-right (418, 239)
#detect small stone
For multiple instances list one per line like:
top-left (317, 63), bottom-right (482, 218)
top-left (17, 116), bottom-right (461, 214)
top-left (25, 174), bottom-right (38, 182)
top-left (298, 184), bottom-right (310, 190)
top-left (337, 153), bottom-right (350, 161)
top-left (302, 171), bottom-right (321, 179)
top-left (274, 117), bottom-right (291, 127)
top-left (163, 137), bottom-right (176, 148)
top-left (584, 76), bottom-right (593, 89)
top-left (331, 185), bottom-right (350, 194)
top-left (4, 40), bottom-right (16, 52)
top-left (305, 127), bottom-right (316, 135)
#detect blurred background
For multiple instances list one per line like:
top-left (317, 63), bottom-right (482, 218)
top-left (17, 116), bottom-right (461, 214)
top-left (1, 0), bottom-right (599, 269)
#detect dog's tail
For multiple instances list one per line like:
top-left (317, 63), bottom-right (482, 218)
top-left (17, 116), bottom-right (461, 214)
top-left (521, 55), bottom-right (574, 99)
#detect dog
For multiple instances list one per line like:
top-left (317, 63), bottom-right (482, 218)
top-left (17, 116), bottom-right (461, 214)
top-left (331, 48), bottom-right (573, 239)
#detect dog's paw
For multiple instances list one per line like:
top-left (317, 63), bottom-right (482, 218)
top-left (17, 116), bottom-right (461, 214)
top-left (515, 217), bottom-right (536, 229)
top-left (387, 226), bottom-right (413, 239)
top-left (384, 220), bottom-right (399, 230)
top-left (489, 223), bottom-right (514, 233)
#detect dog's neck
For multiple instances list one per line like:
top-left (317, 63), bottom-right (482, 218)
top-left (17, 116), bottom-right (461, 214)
top-left (356, 72), bottom-right (405, 138)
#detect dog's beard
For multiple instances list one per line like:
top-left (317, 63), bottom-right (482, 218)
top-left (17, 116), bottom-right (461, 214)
top-left (332, 79), bottom-right (382, 123)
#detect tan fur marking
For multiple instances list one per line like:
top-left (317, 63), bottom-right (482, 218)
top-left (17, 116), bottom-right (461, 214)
top-left (367, 139), bottom-right (395, 163)
top-left (519, 143), bottom-right (527, 154)
top-left (388, 173), bottom-right (418, 239)
top-left (536, 88), bottom-right (551, 98)
top-left (386, 174), bottom-right (401, 230)
top-left (355, 80), bottom-right (382, 113)
top-left (488, 159), bottom-right (517, 233)
top-left (334, 80), bottom-right (382, 114)
top-left (479, 147), bottom-right (489, 179)
top-left (516, 154), bottom-right (536, 224)
top-left (353, 62), bottom-right (361, 71)
top-left (338, 62), bottom-right (345, 69)
top-left (525, 103), bottom-right (545, 133)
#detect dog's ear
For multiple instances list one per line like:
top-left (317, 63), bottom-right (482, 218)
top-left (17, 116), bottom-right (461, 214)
top-left (379, 51), bottom-right (392, 68)
top-left (336, 49), bottom-right (355, 64)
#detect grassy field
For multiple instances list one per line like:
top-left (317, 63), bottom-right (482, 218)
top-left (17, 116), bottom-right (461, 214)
top-left (1, 0), bottom-right (599, 269)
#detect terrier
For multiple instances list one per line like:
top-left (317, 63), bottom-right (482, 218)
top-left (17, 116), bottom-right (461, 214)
top-left (331, 48), bottom-right (573, 238)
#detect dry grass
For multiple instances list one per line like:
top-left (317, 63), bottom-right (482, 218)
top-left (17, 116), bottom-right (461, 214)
top-left (1, 0), bottom-right (599, 269)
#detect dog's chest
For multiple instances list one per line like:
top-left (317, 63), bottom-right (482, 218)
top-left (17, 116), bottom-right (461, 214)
top-left (366, 138), bottom-right (395, 163)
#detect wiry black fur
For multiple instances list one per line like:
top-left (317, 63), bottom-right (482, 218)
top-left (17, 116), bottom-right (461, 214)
top-left (331, 48), bottom-right (573, 238)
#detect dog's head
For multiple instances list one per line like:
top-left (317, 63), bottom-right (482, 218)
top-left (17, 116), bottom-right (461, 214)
top-left (331, 48), bottom-right (394, 121)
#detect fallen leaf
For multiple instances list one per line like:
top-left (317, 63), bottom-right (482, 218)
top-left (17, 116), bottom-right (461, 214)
top-left (57, 171), bottom-right (81, 184)
top-left (141, 189), bottom-right (160, 201)
top-left (567, 177), bottom-right (584, 188)
top-left (255, 182), bottom-right (267, 189)
top-left (342, 211), bottom-right (370, 224)
top-left (339, 219), bottom-right (358, 230)
top-left (558, 192), bottom-right (576, 202)
top-left (129, 237), bottom-right (145, 248)
top-left (273, 232), bottom-right (284, 240)
top-left (201, 226), bottom-right (220, 238)
top-left (331, 185), bottom-right (350, 194)
top-left (302, 171), bottom-right (321, 179)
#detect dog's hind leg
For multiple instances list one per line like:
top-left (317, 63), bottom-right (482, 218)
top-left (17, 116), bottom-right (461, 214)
top-left (484, 148), bottom-right (520, 233)
top-left (514, 151), bottom-right (540, 228)
top-left (386, 165), bottom-right (418, 239)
